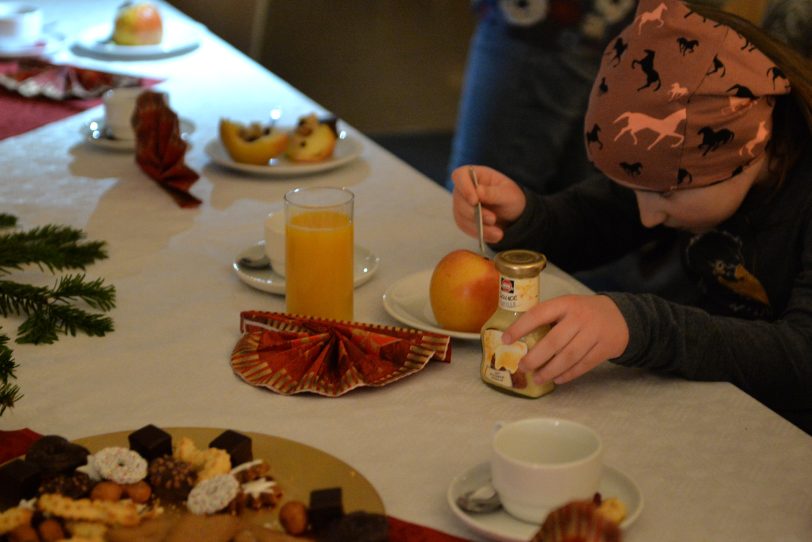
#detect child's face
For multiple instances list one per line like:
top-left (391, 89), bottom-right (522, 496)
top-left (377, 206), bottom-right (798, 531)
top-left (621, 155), bottom-right (767, 233)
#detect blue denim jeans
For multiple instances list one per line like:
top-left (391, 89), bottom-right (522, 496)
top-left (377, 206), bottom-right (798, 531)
top-left (446, 7), bottom-right (608, 193)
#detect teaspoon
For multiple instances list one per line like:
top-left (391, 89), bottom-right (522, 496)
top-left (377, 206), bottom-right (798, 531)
top-left (456, 481), bottom-right (502, 514)
top-left (237, 253), bottom-right (271, 269)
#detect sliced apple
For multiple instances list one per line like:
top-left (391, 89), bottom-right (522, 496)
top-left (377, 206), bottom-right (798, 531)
top-left (286, 114), bottom-right (338, 162)
top-left (219, 118), bottom-right (290, 165)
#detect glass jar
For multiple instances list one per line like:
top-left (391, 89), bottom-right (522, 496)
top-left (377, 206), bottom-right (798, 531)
top-left (480, 249), bottom-right (555, 398)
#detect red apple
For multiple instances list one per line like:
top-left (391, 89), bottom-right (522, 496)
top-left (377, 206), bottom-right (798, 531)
top-left (429, 249), bottom-right (499, 333)
top-left (112, 2), bottom-right (163, 46)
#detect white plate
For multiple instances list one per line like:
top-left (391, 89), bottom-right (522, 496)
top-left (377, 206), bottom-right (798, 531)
top-left (204, 133), bottom-right (362, 177)
top-left (381, 268), bottom-right (593, 341)
top-left (0, 32), bottom-right (65, 58)
top-left (447, 461), bottom-right (643, 542)
top-left (72, 22), bottom-right (200, 60)
top-left (232, 241), bottom-right (380, 295)
top-left (80, 117), bottom-right (195, 150)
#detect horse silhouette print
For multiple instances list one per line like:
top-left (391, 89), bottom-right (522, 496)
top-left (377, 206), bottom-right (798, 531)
top-left (586, 124), bottom-right (603, 150)
top-left (635, 2), bottom-right (668, 34)
top-left (739, 121), bottom-right (768, 157)
top-left (613, 108), bottom-right (686, 150)
top-left (606, 37), bottom-right (629, 67)
top-left (677, 36), bottom-right (698, 54)
top-left (632, 49), bottom-right (661, 91)
top-left (698, 126), bottom-right (734, 155)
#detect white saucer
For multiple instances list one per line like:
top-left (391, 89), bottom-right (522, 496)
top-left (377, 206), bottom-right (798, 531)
top-left (72, 22), bottom-right (200, 60)
top-left (204, 132), bottom-right (362, 177)
top-left (381, 268), bottom-right (593, 341)
top-left (447, 462), bottom-right (643, 542)
top-left (80, 117), bottom-right (195, 151)
top-left (0, 32), bottom-right (65, 58)
top-left (232, 242), bottom-right (380, 295)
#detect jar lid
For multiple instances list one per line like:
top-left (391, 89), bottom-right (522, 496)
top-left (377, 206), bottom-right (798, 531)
top-left (494, 249), bottom-right (547, 278)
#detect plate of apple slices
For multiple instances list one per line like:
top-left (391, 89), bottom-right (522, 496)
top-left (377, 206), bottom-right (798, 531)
top-left (382, 268), bottom-right (594, 341)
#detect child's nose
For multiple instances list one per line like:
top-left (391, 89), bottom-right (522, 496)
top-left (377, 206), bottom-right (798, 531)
top-left (635, 193), bottom-right (667, 228)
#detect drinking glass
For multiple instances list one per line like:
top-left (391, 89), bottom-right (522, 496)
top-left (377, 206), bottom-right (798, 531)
top-left (284, 187), bottom-right (354, 320)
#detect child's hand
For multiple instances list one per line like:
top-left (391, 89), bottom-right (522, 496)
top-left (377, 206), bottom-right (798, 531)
top-left (451, 165), bottom-right (526, 244)
top-left (502, 295), bottom-right (629, 385)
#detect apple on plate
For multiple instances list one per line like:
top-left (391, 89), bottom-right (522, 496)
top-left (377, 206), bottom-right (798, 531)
top-left (219, 119), bottom-right (290, 165)
top-left (429, 249), bottom-right (499, 333)
top-left (112, 2), bottom-right (163, 46)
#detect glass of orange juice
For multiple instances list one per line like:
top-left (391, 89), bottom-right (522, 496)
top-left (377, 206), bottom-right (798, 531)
top-left (284, 187), bottom-right (354, 320)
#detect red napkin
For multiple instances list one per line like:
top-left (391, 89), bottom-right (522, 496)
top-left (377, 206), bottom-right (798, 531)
top-left (1, 428), bottom-right (471, 541)
top-left (132, 90), bottom-right (201, 208)
top-left (232, 311), bottom-right (452, 396)
top-left (0, 427), bottom-right (42, 464)
top-left (0, 59), bottom-right (158, 141)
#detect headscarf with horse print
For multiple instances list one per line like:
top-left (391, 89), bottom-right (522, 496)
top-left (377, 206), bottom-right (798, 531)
top-left (583, 0), bottom-right (791, 192)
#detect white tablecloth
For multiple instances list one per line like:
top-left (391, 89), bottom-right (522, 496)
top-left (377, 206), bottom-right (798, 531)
top-left (1, 2), bottom-right (810, 541)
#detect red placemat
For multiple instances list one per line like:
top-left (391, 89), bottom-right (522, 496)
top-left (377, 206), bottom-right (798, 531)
top-left (0, 59), bottom-right (160, 140)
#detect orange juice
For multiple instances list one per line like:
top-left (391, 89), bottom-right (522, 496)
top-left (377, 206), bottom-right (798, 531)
top-left (285, 210), bottom-right (353, 320)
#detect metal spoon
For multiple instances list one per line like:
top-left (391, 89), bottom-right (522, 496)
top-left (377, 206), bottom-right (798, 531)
top-left (456, 481), bottom-right (502, 514)
top-left (237, 253), bottom-right (271, 269)
top-left (468, 166), bottom-right (486, 256)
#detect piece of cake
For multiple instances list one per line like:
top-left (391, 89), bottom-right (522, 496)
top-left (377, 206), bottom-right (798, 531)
top-left (128, 424), bottom-right (172, 462)
top-left (309, 487), bottom-right (344, 532)
top-left (286, 114), bottom-right (338, 162)
top-left (208, 430), bottom-right (252, 467)
top-left (219, 119), bottom-right (289, 165)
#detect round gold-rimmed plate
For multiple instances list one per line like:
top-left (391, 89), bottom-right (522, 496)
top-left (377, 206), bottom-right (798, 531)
top-left (67, 426), bottom-right (384, 528)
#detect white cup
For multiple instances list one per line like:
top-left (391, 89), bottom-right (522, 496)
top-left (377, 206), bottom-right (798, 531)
top-left (491, 418), bottom-right (603, 523)
top-left (263, 211), bottom-right (286, 276)
top-left (102, 87), bottom-right (146, 141)
top-left (0, 3), bottom-right (43, 48)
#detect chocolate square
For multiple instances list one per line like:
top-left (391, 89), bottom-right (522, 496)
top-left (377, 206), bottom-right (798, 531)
top-left (0, 459), bottom-right (41, 510)
top-left (128, 424), bottom-right (172, 462)
top-left (309, 487), bottom-right (344, 532)
top-left (208, 429), bottom-right (252, 466)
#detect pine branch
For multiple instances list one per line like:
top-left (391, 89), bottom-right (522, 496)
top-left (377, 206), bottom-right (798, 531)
top-left (0, 214), bottom-right (16, 229)
top-left (0, 332), bottom-right (22, 415)
top-left (0, 275), bottom-right (116, 344)
top-left (0, 280), bottom-right (49, 318)
top-left (0, 215), bottom-right (115, 417)
top-left (52, 274), bottom-right (116, 312)
top-left (0, 224), bottom-right (108, 275)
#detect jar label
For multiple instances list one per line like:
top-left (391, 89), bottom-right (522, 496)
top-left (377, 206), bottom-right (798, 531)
top-left (498, 276), bottom-right (539, 312)
top-left (481, 328), bottom-right (556, 398)
top-left (481, 329), bottom-right (529, 390)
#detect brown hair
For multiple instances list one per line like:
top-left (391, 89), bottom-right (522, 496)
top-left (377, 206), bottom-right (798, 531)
top-left (687, 2), bottom-right (812, 189)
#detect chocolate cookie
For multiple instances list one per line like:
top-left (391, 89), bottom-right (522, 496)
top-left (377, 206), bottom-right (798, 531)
top-left (25, 435), bottom-right (90, 477)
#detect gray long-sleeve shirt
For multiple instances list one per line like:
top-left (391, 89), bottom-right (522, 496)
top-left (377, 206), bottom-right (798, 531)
top-left (492, 154), bottom-right (812, 433)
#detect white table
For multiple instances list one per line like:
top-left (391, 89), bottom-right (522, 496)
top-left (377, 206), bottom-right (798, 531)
top-left (2, 2), bottom-right (810, 541)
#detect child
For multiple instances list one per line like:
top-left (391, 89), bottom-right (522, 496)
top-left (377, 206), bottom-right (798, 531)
top-left (451, 0), bottom-right (812, 434)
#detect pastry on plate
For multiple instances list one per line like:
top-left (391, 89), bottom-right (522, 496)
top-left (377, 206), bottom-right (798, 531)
top-left (219, 118), bottom-right (289, 165)
top-left (286, 114), bottom-right (338, 163)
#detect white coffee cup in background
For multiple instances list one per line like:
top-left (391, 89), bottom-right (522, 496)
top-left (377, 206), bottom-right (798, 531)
top-left (491, 418), bottom-right (603, 523)
top-left (264, 211), bottom-right (286, 276)
top-left (0, 3), bottom-right (42, 48)
top-left (102, 87), bottom-right (146, 141)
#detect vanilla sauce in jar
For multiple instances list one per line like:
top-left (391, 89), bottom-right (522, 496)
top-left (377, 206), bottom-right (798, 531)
top-left (480, 250), bottom-right (554, 398)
